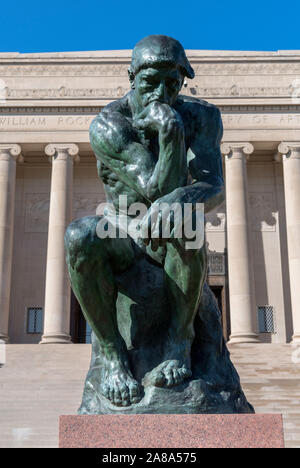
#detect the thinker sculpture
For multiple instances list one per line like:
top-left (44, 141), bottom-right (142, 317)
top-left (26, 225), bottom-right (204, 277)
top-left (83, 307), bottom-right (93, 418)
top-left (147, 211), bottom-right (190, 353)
top-left (65, 35), bottom-right (254, 414)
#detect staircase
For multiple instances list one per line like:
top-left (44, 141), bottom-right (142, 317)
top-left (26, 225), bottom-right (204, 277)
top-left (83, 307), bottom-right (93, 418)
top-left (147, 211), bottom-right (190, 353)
top-left (229, 343), bottom-right (300, 449)
top-left (0, 343), bottom-right (299, 448)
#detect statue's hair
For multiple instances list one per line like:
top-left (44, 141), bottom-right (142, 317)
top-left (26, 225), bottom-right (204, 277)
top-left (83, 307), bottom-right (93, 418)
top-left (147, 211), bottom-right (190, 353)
top-left (128, 35), bottom-right (194, 82)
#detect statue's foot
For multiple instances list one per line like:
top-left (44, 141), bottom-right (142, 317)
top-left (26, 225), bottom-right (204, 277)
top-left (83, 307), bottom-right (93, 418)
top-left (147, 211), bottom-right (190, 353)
top-left (100, 360), bottom-right (142, 407)
top-left (143, 360), bottom-right (192, 388)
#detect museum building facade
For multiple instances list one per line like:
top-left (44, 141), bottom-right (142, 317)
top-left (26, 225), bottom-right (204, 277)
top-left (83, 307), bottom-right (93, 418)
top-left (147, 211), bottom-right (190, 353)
top-left (0, 49), bottom-right (300, 345)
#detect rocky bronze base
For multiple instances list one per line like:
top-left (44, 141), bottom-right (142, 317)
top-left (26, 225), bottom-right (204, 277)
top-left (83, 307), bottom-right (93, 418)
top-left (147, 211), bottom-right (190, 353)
top-left (79, 378), bottom-right (253, 415)
top-left (78, 271), bottom-right (254, 415)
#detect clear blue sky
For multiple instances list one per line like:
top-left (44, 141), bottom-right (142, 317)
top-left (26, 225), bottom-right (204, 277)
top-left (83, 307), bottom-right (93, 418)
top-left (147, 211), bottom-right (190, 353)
top-left (1, 0), bottom-right (299, 53)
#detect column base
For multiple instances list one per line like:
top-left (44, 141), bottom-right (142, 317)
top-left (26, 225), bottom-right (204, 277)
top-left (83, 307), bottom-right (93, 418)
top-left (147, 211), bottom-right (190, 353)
top-left (39, 333), bottom-right (72, 344)
top-left (228, 333), bottom-right (260, 344)
top-left (0, 333), bottom-right (9, 343)
top-left (291, 334), bottom-right (300, 344)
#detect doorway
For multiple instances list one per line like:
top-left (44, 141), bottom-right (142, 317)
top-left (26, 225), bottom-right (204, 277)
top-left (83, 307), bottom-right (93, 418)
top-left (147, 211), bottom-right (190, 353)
top-left (70, 290), bottom-right (92, 343)
top-left (210, 285), bottom-right (230, 341)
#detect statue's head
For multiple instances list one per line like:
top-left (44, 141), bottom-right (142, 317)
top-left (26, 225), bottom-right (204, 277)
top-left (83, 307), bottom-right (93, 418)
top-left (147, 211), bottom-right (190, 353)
top-left (128, 35), bottom-right (194, 108)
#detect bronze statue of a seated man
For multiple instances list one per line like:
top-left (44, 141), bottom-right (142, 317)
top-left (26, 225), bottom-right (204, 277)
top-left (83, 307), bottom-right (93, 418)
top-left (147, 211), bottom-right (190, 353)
top-left (65, 35), bottom-right (253, 414)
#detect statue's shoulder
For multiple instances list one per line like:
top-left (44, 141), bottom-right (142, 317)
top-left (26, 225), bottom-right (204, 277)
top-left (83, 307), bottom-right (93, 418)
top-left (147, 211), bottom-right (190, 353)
top-left (90, 93), bottom-right (133, 143)
top-left (94, 93), bottom-right (131, 122)
top-left (176, 95), bottom-right (222, 137)
top-left (176, 94), bottom-right (221, 121)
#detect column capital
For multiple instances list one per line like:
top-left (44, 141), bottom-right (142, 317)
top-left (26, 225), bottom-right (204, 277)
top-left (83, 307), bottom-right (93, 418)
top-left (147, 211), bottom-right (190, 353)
top-left (0, 144), bottom-right (23, 162)
top-left (221, 142), bottom-right (254, 160)
top-left (278, 142), bottom-right (300, 160)
top-left (45, 143), bottom-right (79, 162)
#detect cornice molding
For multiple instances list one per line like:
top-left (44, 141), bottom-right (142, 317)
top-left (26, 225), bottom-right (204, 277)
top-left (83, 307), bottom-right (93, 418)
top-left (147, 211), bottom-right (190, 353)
top-left (1, 61), bottom-right (300, 77)
top-left (2, 86), bottom-right (129, 100)
top-left (188, 84), bottom-right (298, 98)
top-left (1, 105), bottom-right (300, 115)
top-left (0, 84), bottom-right (299, 100)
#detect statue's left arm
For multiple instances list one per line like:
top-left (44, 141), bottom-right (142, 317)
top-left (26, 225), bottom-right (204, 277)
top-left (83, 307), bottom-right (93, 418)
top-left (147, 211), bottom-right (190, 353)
top-left (159, 103), bottom-right (225, 213)
top-left (140, 103), bottom-right (224, 246)
top-left (185, 104), bottom-right (224, 212)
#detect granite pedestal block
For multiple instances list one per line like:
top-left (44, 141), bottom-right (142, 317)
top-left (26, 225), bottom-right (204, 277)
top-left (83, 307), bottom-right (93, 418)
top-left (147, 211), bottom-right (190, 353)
top-left (59, 414), bottom-right (284, 448)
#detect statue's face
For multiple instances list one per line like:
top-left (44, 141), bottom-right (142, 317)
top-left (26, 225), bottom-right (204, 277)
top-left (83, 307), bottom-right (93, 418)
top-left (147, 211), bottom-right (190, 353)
top-left (133, 65), bottom-right (184, 108)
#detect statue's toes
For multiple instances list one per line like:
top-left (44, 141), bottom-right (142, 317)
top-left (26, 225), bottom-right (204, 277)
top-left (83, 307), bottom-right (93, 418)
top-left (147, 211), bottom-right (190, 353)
top-left (149, 370), bottom-right (165, 387)
top-left (108, 387), bottom-right (116, 405)
top-left (142, 362), bottom-right (192, 388)
top-left (164, 368), bottom-right (190, 387)
top-left (119, 384), bottom-right (131, 406)
top-left (101, 376), bottom-right (141, 407)
top-left (179, 367), bottom-right (192, 380)
top-left (129, 382), bottom-right (142, 405)
top-left (112, 387), bottom-right (123, 406)
top-left (172, 369), bottom-right (182, 385)
top-left (164, 370), bottom-right (175, 387)
top-left (162, 366), bottom-right (192, 387)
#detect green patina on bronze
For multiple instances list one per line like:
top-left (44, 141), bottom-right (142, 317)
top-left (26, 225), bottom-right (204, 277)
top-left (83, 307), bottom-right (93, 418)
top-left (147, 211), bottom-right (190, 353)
top-left (65, 35), bottom-right (254, 414)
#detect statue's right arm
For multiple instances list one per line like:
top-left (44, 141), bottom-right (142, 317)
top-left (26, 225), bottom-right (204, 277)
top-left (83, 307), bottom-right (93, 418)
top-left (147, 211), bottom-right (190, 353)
top-left (90, 110), bottom-right (157, 203)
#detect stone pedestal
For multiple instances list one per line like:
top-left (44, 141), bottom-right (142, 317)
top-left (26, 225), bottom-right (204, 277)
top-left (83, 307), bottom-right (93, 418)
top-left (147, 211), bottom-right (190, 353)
top-left (59, 414), bottom-right (284, 448)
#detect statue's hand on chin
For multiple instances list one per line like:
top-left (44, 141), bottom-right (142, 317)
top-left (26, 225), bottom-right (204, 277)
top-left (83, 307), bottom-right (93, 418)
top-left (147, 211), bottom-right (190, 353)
top-left (132, 100), bottom-right (183, 136)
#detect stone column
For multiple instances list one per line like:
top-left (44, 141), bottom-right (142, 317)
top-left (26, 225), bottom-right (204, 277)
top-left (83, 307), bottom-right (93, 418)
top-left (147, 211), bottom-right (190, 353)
top-left (278, 143), bottom-right (300, 343)
top-left (221, 143), bottom-right (259, 343)
top-left (0, 144), bottom-right (23, 342)
top-left (40, 144), bottom-right (79, 344)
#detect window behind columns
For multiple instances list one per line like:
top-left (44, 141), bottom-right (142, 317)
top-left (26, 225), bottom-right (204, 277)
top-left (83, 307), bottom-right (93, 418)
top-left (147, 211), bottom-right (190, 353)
top-left (26, 307), bottom-right (43, 334)
top-left (257, 305), bottom-right (276, 333)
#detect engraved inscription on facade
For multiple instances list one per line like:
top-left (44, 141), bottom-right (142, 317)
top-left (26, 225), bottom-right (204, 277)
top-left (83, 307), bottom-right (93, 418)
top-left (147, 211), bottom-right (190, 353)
top-left (1, 113), bottom-right (299, 131)
top-left (0, 116), bottom-right (47, 127)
